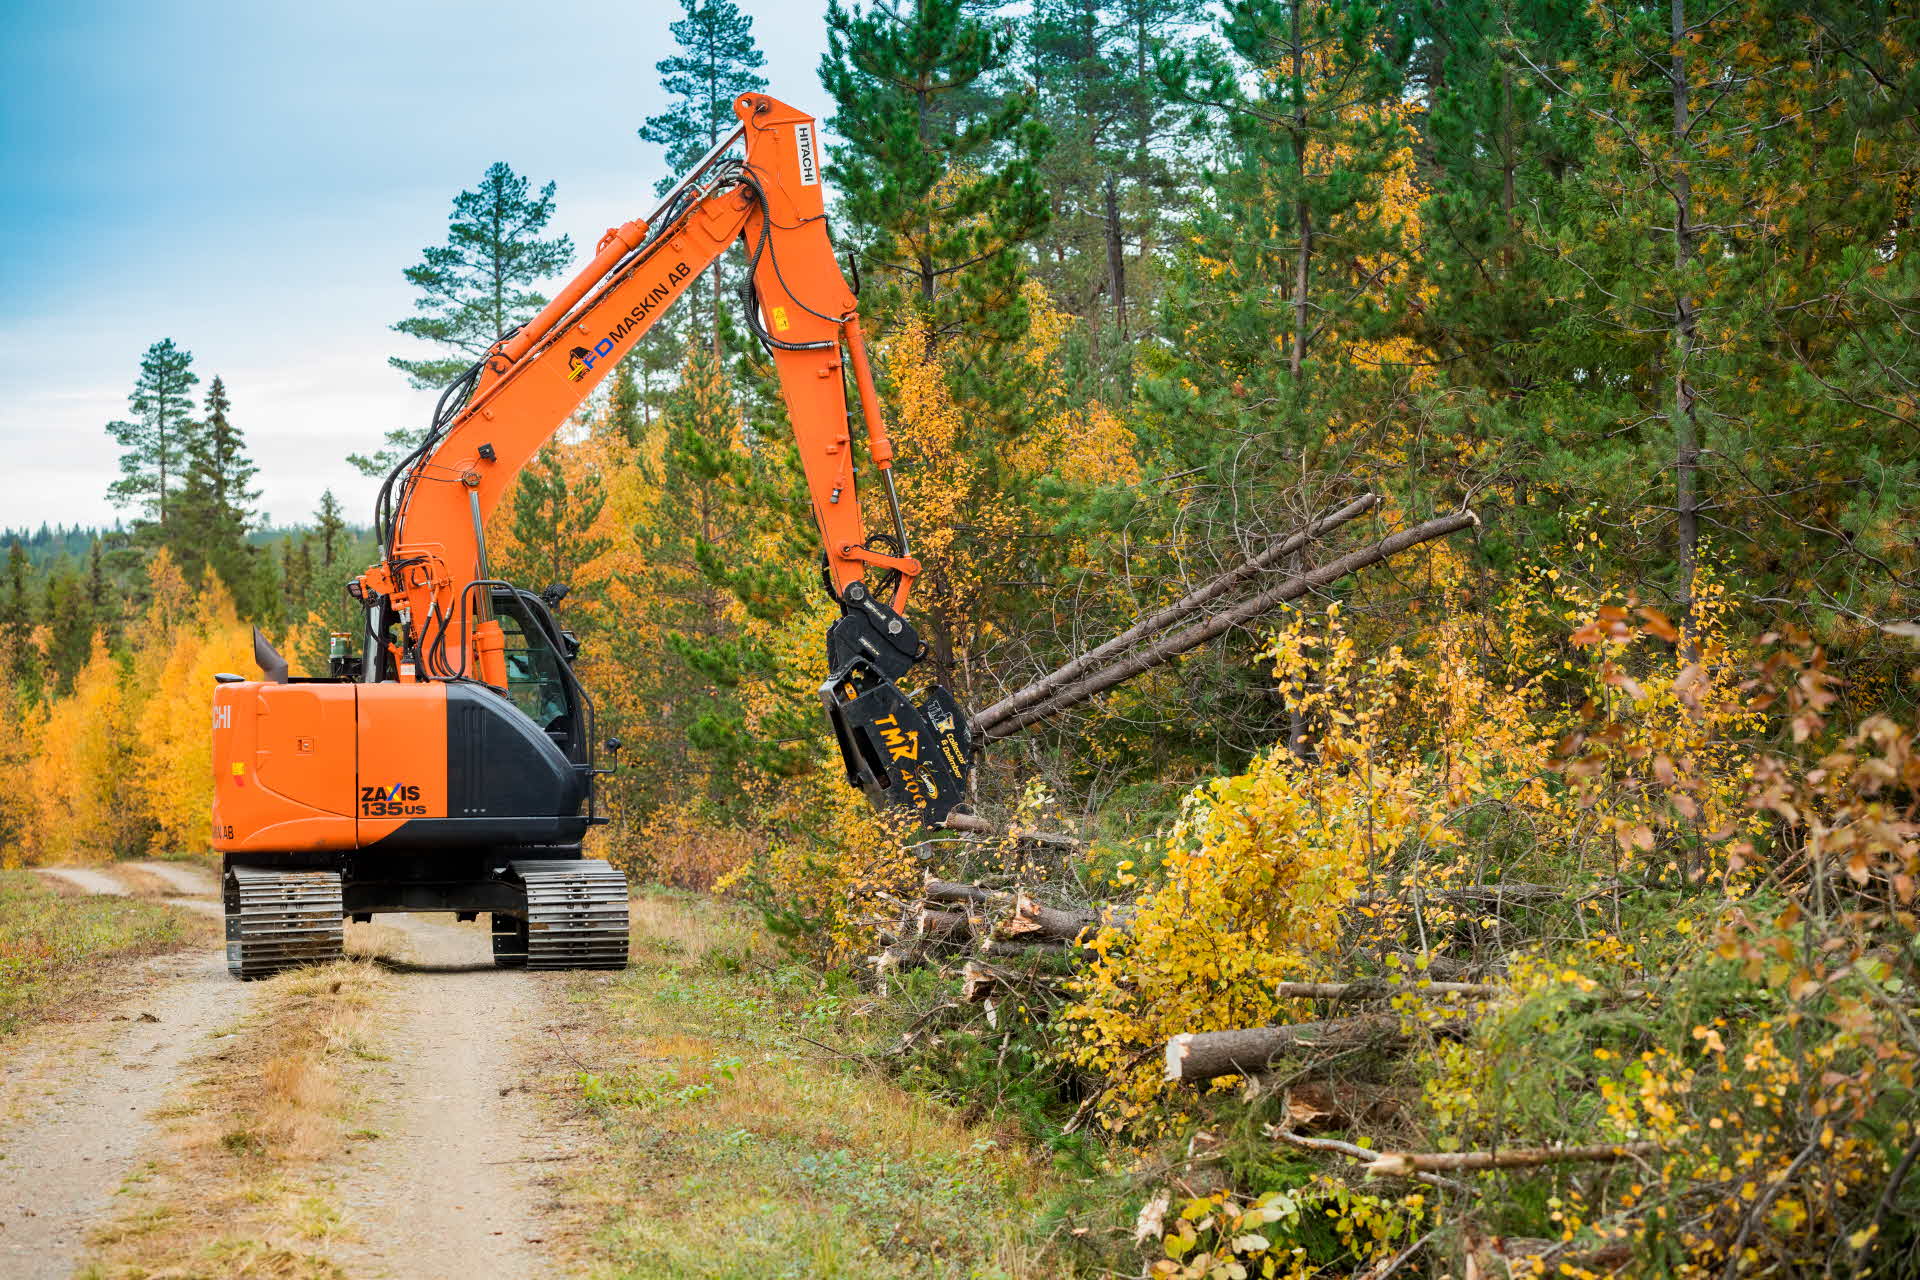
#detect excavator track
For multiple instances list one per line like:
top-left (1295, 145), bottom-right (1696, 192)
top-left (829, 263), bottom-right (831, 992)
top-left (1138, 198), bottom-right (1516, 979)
top-left (224, 865), bottom-right (345, 980)
top-left (511, 858), bottom-right (630, 970)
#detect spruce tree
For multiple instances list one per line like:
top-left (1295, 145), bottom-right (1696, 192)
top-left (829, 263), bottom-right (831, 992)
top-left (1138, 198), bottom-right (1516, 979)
top-left (500, 446), bottom-right (611, 607)
top-left (106, 339), bottom-right (199, 530)
top-left (820, 0), bottom-right (1051, 348)
top-left (605, 359), bottom-right (646, 449)
top-left (313, 490), bottom-right (347, 569)
top-left (174, 376), bottom-right (262, 598)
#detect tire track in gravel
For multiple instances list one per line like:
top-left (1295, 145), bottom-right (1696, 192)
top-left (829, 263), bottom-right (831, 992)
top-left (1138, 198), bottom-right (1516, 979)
top-left (322, 914), bottom-right (587, 1280)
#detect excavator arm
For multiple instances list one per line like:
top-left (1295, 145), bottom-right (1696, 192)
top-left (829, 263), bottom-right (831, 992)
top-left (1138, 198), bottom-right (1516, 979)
top-left (352, 94), bottom-right (970, 825)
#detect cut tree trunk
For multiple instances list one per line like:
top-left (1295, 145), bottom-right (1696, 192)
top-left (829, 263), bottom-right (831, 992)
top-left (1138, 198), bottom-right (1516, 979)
top-left (1165, 1015), bottom-right (1406, 1083)
top-left (1274, 980), bottom-right (1499, 1001)
top-left (986, 511), bottom-right (1479, 740)
top-left (939, 811), bottom-right (1083, 849)
top-left (1001, 893), bottom-right (1132, 943)
top-left (916, 907), bottom-right (972, 941)
top-left (922, 874), bottom-right (1010, 908)
top-left (972, 494), bottom-right (1378, 733)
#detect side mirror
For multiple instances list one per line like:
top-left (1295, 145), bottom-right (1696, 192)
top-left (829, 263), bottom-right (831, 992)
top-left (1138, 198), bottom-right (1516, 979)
top-left (605, 737), bottom-right (623, 754)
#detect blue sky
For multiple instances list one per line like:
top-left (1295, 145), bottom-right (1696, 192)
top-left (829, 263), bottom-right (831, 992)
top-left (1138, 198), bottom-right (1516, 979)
top-left (0, 0), bottom-right (832, 532)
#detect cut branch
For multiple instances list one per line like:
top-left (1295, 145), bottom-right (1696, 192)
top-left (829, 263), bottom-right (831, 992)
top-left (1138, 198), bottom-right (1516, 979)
top-left (973, 494), bottom-right (1379, 731)
top-left (1267, 1127), bottom-right (1474, 1194)
top-left (1364, 1141), bottom-right (1659, 1177)
top-left (986, 510), bottom-right (1479, 740)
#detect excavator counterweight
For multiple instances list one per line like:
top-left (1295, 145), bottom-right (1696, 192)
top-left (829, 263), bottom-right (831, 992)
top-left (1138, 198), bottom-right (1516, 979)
top-left (211, 94), bottom-right (973, 979)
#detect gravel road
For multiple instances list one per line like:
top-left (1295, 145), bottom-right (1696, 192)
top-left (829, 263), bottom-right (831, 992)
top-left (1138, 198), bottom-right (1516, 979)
top-left (1, 863), bottom-right (254, 1279)
top-left (1, 866), bottom-right (583, 1279)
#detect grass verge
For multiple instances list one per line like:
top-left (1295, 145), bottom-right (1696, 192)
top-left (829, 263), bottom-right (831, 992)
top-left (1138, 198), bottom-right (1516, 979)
top-left (0, 869), bottom-right (213, 1036)
top-left (569, 890), bottom-right (1080, 1279)
top-left (80, 957), bottom-right (391, 1280)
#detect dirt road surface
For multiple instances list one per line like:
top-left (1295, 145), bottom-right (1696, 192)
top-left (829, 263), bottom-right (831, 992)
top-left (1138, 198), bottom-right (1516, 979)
top-left (1, 863), bottom-right (254, 1280)
top-left (323, 912), bottom-right (576, 1280)
top-left (32, 865), bottom-right (131, 897)
top-left (1, 867), bottom-right (584, 1280)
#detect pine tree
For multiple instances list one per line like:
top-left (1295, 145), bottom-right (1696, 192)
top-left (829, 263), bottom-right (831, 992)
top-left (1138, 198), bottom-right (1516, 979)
top-left (820, 0), bottom-right (1051, 348)
top-left (638, 0), bottom-right (768, 348)
top-left (638, 0), bottom-right (769, 182)
top-left (364, 163), bottom-right (576, 477)
top-left (389, 163), bottom-right (575, 389)
top-left (106, 338), bottom-right (200, 530)
top-left (1025, 0), bottom-right (1203, 390)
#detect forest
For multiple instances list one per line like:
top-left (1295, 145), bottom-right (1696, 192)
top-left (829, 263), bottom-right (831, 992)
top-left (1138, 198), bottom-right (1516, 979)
top-left (4, 0), bottom-right (1919, 1274)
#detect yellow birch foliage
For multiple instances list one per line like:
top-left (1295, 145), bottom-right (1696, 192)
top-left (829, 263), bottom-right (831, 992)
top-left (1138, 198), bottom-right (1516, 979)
top-left (1065, 545), bottom-right (1774, 1130)
top-left (132, 581), bottom-right (253, 861)
top-left (29, 633), bottom-right (145, 864)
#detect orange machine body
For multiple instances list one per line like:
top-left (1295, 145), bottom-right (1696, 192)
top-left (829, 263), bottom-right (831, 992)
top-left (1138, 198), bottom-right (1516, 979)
top-left (211, 681), bottom-right (447, 853)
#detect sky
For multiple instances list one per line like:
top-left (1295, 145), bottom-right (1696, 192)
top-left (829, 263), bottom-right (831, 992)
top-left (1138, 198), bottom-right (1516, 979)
top-left (0, 0), bottom-right (833, 533)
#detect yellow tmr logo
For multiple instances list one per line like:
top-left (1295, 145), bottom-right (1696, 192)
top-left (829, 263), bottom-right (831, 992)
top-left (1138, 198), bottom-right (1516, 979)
top-left (871, 713), bottom-right (920, 762)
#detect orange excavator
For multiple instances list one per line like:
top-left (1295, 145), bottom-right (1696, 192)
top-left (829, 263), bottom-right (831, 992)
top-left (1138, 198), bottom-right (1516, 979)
top-left (210, 94), bottom-right (971, 978)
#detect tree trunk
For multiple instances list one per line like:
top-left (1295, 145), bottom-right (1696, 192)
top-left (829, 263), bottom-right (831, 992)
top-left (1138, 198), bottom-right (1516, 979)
top-left (972, 494), bottom-right (1378, 732)
top-left (1104, 173), bottom-right (1128, 342)
top-left (1289, 0), bottom-right (1312, 380)
top-left (1000, 893), bottom-right (1133, 943)
top-left (1166, 1016), bottom-right (1406, 1083)
top-left (1670, 0), bottom-right (1700, 660)
top-left (983, 510), bottom-right (1479, 740)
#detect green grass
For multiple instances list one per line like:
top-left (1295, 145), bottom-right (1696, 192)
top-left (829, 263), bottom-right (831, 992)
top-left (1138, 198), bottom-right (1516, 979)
top-left (574, 891), bottom-right (1083, 1279)
top-left (0, 869), bottom-right (206, 1035)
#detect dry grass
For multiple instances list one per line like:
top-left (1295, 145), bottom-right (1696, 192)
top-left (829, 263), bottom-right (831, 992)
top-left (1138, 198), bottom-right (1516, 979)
top-left (0, 870), bottom-right (216, 1037)
top-left (567, 891), bottom-right (1071, 1279)
top-left (80, 959), bottom-right (391, 1279)
top-left (106, 865), bottom-right (182, 899)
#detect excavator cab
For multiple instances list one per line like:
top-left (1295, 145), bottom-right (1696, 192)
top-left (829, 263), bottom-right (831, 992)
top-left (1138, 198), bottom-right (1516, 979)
top-left (492, 587), bottom-right (586, 763)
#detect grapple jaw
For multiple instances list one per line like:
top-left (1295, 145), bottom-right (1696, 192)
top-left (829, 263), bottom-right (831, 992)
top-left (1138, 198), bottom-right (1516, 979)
top-left (821, 656), bottom-right (972, 827)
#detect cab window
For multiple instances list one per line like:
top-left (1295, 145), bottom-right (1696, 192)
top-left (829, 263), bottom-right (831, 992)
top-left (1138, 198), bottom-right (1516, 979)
top-left (494, 599), bottom-right (572, 741)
